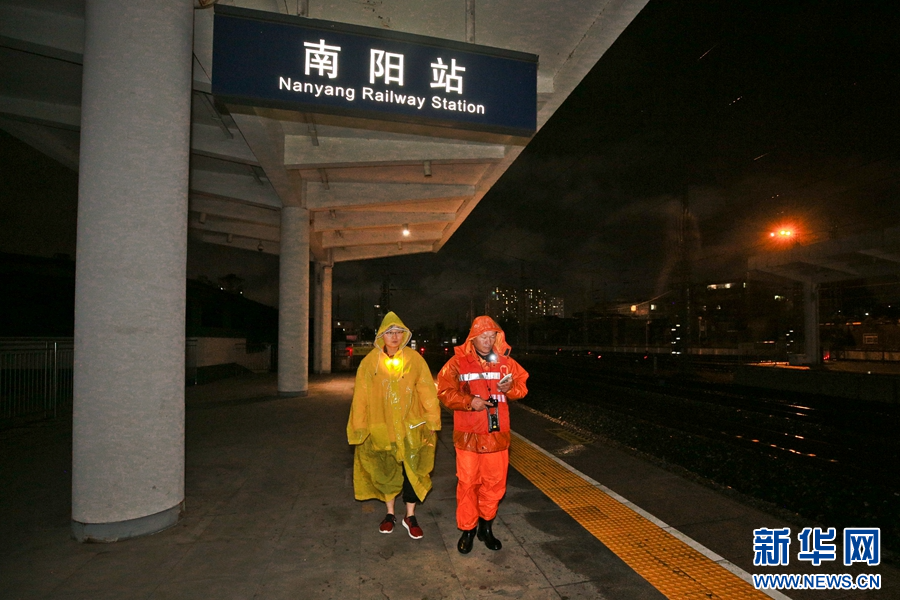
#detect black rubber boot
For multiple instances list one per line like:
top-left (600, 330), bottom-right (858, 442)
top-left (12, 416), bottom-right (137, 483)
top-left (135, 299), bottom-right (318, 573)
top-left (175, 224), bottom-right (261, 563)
top-left (457, 527), bottom-right (477, 554)
top-left (477, 517), bottom-right (502, 551)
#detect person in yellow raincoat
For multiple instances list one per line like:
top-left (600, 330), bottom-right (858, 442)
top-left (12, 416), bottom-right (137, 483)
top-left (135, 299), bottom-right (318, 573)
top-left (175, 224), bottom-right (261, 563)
top-left (347, 311), bottom-right (441, 539)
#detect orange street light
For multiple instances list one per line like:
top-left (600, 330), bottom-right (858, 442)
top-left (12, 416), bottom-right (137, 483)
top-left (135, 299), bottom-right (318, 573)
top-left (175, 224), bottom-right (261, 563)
top-left (768, 225), bottom-right (798, 244)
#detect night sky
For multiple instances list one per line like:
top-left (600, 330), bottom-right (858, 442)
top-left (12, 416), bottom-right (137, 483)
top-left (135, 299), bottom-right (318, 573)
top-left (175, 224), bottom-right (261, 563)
top-left (2, 0), bottom-right (899, 334)
top-left (344, 0), bottom-right (900, 330)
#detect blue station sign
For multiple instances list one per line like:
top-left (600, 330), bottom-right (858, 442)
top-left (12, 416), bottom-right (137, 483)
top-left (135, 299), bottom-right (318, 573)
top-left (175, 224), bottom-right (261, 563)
top-left (212, 6), bottom-right (537, 136)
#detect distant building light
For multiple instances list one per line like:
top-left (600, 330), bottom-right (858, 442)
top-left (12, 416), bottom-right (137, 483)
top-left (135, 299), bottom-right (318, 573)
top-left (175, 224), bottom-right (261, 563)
top-left (630, 305), bottom-right (637, 312)
top-left (650, 304), bottom-right (656, 311)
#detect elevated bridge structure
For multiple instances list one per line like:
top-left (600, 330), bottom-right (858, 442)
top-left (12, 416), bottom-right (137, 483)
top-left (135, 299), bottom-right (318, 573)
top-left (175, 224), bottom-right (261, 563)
top-left (0, 0), bottom-right (649, 540)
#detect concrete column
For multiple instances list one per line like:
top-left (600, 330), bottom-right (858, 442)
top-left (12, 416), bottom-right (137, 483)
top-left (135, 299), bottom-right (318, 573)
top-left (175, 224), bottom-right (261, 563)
top-left (803, 280), bottom-right (821, 365)
top-left (72, 0), bottom-right (193, 541)
top-left (279, 206), bottom-right (310, 395)
top-left (313, 262), bottom-right (333, 374)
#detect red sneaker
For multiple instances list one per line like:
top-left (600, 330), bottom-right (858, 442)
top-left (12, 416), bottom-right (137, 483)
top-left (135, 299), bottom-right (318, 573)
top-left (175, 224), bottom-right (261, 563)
top-left (379, 514), bottom-right (395, 534)
top-left (403, 516), bottom-right (423, 539)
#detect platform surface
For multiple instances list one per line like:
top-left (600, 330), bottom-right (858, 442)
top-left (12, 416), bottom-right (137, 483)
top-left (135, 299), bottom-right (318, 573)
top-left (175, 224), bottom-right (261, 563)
top-left (1, 372), bottom-right (897, 599)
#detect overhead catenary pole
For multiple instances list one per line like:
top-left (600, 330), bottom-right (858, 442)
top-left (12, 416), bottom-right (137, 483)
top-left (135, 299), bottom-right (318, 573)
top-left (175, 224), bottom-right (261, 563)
top-left (678, 188), bottom-right (692, 360)
top-left (518, 259), bottom-right (529, 351)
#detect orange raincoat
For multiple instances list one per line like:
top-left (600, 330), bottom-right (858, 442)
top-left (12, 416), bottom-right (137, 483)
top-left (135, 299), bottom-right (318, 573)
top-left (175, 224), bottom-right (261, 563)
top-left (437, 316), bottom-right (529, 528)
top-left (437, 316), bottom-right (529, 453)
top-left (347, 312), bottom-right (441, 503)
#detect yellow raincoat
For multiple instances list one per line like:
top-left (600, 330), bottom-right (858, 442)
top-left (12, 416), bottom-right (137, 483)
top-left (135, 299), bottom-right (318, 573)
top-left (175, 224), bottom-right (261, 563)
top-left (347, 312), bottom-right (441, 502)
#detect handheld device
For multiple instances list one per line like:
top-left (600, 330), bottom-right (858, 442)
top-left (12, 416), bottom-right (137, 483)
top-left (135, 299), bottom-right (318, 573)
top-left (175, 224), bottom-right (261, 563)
top-left (498, 373), bottom-right (513, 386)
top-left (487, 404), bottom-right (500, 432)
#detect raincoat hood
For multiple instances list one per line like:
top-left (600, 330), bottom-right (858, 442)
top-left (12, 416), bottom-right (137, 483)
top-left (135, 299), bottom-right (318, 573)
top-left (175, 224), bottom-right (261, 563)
top-left (374, 311), bottom-right (412, 352)
top-left (457, 315), bottom-right (511, 360)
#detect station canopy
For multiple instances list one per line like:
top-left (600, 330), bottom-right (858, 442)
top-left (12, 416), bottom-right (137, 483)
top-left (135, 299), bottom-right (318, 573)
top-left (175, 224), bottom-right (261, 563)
top-left (0, 0), bottom-right (650, 263)
top-left (750, 227), bottom-right (900, 284)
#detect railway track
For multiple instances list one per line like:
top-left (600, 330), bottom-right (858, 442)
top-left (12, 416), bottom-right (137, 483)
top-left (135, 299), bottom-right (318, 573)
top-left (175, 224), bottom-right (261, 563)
top-left (518, 356), bottom-right (900, 478)
top-left (425, 351), bottom-right (900, 551)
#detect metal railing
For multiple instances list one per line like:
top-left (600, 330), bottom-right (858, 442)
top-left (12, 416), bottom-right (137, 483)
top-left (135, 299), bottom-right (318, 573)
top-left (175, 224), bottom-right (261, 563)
top-left (0, 339), bottom-right (74, 425)
top-left (3, 337), bottom-right (277, 424)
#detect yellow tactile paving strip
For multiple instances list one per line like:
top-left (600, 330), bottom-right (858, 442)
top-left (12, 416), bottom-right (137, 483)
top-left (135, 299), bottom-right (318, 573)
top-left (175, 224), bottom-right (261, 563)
top-left (509, 433), bottom-right (770, 599)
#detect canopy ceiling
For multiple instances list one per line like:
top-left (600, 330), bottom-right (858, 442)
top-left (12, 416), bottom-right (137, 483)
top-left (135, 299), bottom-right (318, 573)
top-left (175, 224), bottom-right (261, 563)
top-left (0, 0), bottom-right (650, 263)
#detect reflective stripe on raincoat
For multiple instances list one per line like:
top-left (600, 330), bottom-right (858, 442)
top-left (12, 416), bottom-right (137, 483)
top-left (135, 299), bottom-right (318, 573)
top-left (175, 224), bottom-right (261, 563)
top-left (347, 311), bottom-right (441, 502)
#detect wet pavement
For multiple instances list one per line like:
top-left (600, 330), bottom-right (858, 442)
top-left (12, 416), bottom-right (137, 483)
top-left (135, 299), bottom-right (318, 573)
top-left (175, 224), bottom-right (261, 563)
top-left (1, 372), bottom-right (897, 599)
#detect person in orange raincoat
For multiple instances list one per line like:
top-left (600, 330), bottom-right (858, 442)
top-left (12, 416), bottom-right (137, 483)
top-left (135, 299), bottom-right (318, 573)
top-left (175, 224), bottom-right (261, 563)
top-left (347, 312), bottom-right (442, 539)
top-left (437, 316), bottom-right (529, 554)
